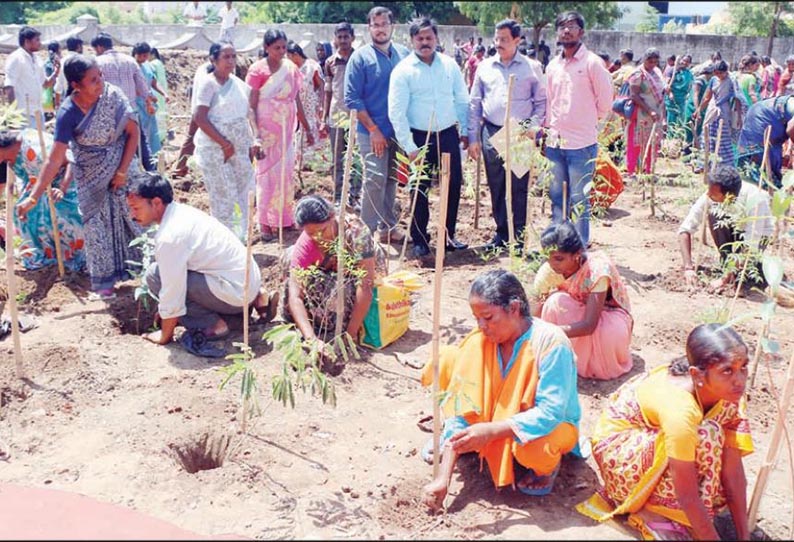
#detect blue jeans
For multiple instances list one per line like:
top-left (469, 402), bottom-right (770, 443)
top-left (546, 144), bottom-right (597, 246)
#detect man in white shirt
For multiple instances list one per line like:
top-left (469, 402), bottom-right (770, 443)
top-left (3, 26), bottom-right (59, 127)
top-left (126, 173), bottom-right (272, 351)
top-left (54, 36), bottom-right (83, 107)
top-left (183, 1), bottom-right (207, 26)
top-left (678, 165), bottom-right (774, 292)
top-left (218, 1), bottom-right (239, 43)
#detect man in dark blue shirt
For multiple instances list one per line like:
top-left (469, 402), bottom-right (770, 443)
top-left (344, 6), bottom-right (409, 244)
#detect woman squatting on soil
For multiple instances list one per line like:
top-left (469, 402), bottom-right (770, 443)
top-left (420, 269), bottom-right (582, 511)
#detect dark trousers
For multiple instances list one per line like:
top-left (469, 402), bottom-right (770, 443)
top-left (174, 119), bottom-right (199, 172)
top-left (481, 121), bottom-right (529, 243)
top-left (708, 211), bottom-right (767, 286)
top-left (139, 127), bottom-right (156, 172)
top-left (409, 125), bottom-right (463, 249)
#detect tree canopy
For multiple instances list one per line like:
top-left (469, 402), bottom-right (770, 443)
top-left (238, 1), bottom-right (463, 25)
top-left (726, 2), bottom-right (794, 37)
top-left (456, 1), bottom-right (622, 45)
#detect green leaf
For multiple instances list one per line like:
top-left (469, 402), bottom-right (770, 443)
top-left (762, 254), bottom-right (784, 293)
top-left (771, 192), bottom-right (792, 219)
top-left (781, 170), bottom-right (794, 189)
top-left (760, 299), bottom-right (777, 323)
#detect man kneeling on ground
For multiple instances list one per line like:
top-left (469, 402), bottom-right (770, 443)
top-left (127, 172), bottom-right (273, 354)
top-left (678, 165), bottom-right (774, 293)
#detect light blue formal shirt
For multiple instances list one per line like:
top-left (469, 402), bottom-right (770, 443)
top-left (388, 51), bottom-right (469, 154)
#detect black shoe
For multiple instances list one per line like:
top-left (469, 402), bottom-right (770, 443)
top-left (445, 238), bottom-right (468, 251)
top-left (412, 244), bottom-right (431, 259)
top-left (481, 237), bottom-right (507, 252)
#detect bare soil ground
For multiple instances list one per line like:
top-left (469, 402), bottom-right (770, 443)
top-left (2, 49), bottom-right (794, 540)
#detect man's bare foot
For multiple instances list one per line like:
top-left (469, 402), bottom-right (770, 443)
top-left (421, 479), bottom-right (447, 512)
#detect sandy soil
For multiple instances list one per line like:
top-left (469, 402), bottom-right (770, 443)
top-left (1, 49), bottom-right (794, 540)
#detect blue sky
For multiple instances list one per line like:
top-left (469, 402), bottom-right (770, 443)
top-left (667, 1), bottom-right (727, 16)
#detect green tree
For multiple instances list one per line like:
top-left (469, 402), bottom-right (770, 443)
top-left (0, 2), bottom-right (68, 24)
top-left (456, 1), bottom-right (622, 49)
top-left (238, 1), bottom-right (461, 24)
top-left (634, 4), bottom-right (660, 33)
top-left (727, 2), bottom-right (794, 56)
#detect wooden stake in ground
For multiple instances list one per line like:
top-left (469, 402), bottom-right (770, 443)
top-left (335, 110), bottom-right (358, 338)
top-left (473, 152), bottom-right (481, 230)
top-left (242, 190), bottom-right (255, 347)
top-left (398, 112), bottom-right (435, 269)
top-left (5, 163), bottom-right (24, 379)
top-left (641, 122), bottom-right (659, 217)
top-left (760, 125), bottom-right (773, 192)
top-left (562, 180), bottom-right (568, 222)
top-left (431, 152), bottom-right (452, 478)
top-left (278, 122), bottom-right (288, 249)
top-left (33, 110), bottom-right (65, 278)
top-left (748, 346), bottom-right (794, 531)
top-left (524, 162), bottom-right (537, 255)
top-left (504, 74), bottom-right (516, 247)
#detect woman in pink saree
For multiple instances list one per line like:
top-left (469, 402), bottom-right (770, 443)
top-left (246, 29), bottom-right (314, 241)
top-left (531, 222), bottom-right (633, 381)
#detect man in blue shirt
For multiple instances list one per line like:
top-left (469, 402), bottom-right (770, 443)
top-left (344, 6), bottom-right (409, 244)
top-left (388, 16), bottom-right (469, 259)
top-left (468, 19), bottom-right (546, 252)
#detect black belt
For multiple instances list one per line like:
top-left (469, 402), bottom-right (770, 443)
top-left (411, 124), bottom-right (458, 135)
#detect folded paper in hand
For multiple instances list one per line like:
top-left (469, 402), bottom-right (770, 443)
top-left (487, 116), bottom-right (532, 178)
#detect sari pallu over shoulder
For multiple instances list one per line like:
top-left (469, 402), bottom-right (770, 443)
top-left (69, 83), bottom-right (138, 221)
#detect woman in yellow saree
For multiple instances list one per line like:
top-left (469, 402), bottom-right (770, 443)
top-left (577, 324), bottom-right (753, 540)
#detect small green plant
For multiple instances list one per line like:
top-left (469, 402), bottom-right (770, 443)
top-left (0, 102), bottom-right (28, 131)
top-left (14, 290), bottom-right (28, 304)
top-left (437, 374), bottom-right (481, 416)
top-left (126, 226), bottom-right (159, 314)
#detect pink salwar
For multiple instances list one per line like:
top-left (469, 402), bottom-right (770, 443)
top-left (541, 291), bottom-right (633, 380)
top-left (246, 59), bottom-right (303, 229)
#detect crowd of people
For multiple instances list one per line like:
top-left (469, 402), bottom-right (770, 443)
top-left (0, 5), bottom-right (790, 540)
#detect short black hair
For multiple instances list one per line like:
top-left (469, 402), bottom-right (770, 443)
top-left (643, 47), bottom-right (661, 62)
top-left (408, 16), bottom-right (437, 38)
top-left (18, 26), bottom-right (40, 47)
top-left (132, 42), bottom-right (151, 56)
top-left (130, 172), bottom-right (174, 204)
top-left (263, 29), bottom-right (287, 47)
top-left (555, 11), bottom-right (585, 30)
top-left (90, 32), bottom-right (113, 50)
top-left (707, 165), bottom-right (742, 197)
top-left (66, 36), bottom-right (83, 52)
top-left (495, 19), bottom-right (521, 38)
top-left (47, 40), bottom-right (60, 54)
top-left (335, 22), bottom-right (354, 36)
top-left (714, 59), bottom-right (729, 73)
top-left (294, 195), bottom-right (333, 227)
top-left (368, 6), bottom-right (394, 25)
top-left (286, 40), bottom-right (307, 59)
top-left (597, 51), bottom-right (610, 63)
top-left (620, 48), bottom-right (634, 62)
top-left (540, 221), bottom-right (585, 254)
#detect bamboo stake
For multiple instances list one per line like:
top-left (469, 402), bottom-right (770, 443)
top-left (398, 112), bottom-right (435, 269)
top-left (431, 152), bottom-right (451, 478)
top-left (523, 163), bottom-right (535, 255)
top-left (473, 152), bottom-right (481, 230)
top-left (335, 110), bottom-right (358, 338)
top-left (278, 122), bottom-right (287, 249)
top-left (642, 122), bottom-right (659, 217)
top-left (749, 320), bottom-right (770, 388)
top-left (562, 180), bottom-right (568, 222)
top-left (243, 190), bottom-right (255, 347)
top-left (332, 127), bottom-right (340, 202)
top-left (5, 163), bottom-right (24, 379)
top-left (760, 125), bottom-right (773, 193)
top-left (157, 149), bottom-right (166, 174)
top-left (748, 347), bottom-right (794, 531)
top-left (504, 74), bottom-right (516, 248)
top-left (33, 110), bottom-right (65, 278)
top-left (712, 118), bottom-right (724, 172)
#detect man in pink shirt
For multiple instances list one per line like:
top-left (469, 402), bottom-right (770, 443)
top-left (543, 11), bottom-right (612, 246)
